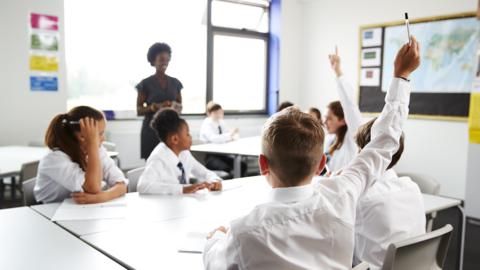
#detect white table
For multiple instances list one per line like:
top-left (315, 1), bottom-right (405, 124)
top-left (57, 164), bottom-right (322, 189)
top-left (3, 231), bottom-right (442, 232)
top-left (190, 136), bottom-right (261, 178)
top-left (30, 177), bottom-right (467, 270)
top-left (0, 146), bottom-right (119, 200)
top-left (0, 207), bottom-right (124, 270)
top-left (422, 194), bottom-right (464, 270)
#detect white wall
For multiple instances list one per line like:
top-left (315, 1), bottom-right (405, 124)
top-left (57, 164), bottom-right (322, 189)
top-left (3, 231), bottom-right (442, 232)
top-left (286, 0), bottom-right (477, 199)
top-left (0, 0), bottom-right (67, 146)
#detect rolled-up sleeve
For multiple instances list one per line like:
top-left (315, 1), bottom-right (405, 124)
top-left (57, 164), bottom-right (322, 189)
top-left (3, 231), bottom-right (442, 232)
top-left (99, 146), bottom-right (128, 188)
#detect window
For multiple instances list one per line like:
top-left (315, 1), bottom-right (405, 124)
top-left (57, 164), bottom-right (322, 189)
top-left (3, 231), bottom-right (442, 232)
top-left (208, 0), bottom-right (270, 113)
top-left (65, 0), bottom-right (207, 115)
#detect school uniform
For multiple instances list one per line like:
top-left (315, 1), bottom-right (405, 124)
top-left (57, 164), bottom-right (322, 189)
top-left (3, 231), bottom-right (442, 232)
top-left (199, 117), bottom-right (247, 177)
top-left (353, 169), bottom-right (426, 270)
top-left (326, 75), bottom-right (363, 171)
top-left (203, 78), bottom-right (411, 269)
top-left (34, 146), bottom-right (128, 203)
top-left (137, 142), bottom-right (222, 195)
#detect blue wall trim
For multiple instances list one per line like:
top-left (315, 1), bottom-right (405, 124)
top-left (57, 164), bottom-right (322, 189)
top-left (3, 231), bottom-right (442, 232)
top-left (268, 0), bottom-right (281, 115)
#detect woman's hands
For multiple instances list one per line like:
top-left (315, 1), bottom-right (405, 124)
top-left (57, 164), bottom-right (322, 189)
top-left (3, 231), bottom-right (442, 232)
top-left (79, 117), bottom-right (99, 147)
top-left (328, 46), bottom-right (343, 77)
top-left (393, 35), bottom-right (421, 79)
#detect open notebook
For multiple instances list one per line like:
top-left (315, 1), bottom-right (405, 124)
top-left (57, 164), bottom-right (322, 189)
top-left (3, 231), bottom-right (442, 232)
top-left (51, 195), bottom-right (128, 221)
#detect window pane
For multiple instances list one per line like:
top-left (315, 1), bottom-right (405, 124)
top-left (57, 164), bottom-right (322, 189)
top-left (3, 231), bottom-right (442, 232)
top-left (65, 0), bottom-right (206, 114)
top-left (212, 1), bottom-right (267, 31)
top-left (213, 35), bottom-right (266, 111)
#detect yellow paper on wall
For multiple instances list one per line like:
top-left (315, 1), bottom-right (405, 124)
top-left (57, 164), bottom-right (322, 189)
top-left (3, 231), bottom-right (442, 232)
top-left (30, 55), bottom-right (58, 72)
top-left (469, 93), bottom-right (480, 143)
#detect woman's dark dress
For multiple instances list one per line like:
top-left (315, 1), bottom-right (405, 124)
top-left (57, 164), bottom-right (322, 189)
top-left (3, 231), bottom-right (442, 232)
top-left (136, 75), bottom-right (183, 159)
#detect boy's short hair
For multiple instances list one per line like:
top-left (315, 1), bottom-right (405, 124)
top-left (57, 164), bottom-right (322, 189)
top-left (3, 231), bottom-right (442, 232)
top-left (261, 107), bottom-right (325, 186)
top-left (277, 101), bottom-right (294, 112)
top-left (309, 108), bottom-right (321, 120)
top-left (355, 117), bottom-right (404, 170)
top-left (150, 108), bottom-right (186, 142)
top-left (206, 101), bottom-right (222, 114)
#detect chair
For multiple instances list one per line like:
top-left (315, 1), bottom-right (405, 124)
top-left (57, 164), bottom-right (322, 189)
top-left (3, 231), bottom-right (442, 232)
top-left (381, 224), bottom-right (453, 270)
top-left (352, 262), bottom-right (370, 270)
top-left (190, 139), bottom-right (231, 180)
top-left (102, 141), bottom-right (121, 168)
top-left (2, 160), bottom-right (39, 201)
top-left (22, 177), bottom-right (38, 206)
top-left (397, 173), bottom-right (440, 232)
top-left (127, 167), bottom-right (145, 193)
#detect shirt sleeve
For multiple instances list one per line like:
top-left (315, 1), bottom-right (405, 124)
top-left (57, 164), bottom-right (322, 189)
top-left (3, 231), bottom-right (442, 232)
top-left (327, 78), bottom-right (411, 202)
top-left (189, 152), bottom-right (222, 183)
top-left (99, 146), bottom-right (128, 187)
top-left (40, 152), bottom-right (86, 192)
top-left (336, 75), bottom-right (363, 137)
top-left (203, 230), bottom-right (241, 269)
top-left (135, 79), bottom-right (146, 94)
top-left (137, 158), bottom-right (184, 195)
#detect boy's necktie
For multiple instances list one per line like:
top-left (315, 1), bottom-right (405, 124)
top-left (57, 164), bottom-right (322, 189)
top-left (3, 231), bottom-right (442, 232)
top-left (219, 126), bottom-right (222, 134)
top-left (177, 161), bottom-right (186, 184)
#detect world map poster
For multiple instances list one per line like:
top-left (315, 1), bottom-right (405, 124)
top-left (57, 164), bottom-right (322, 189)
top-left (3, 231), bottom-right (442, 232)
top-left (382, 17), bottom-right (479, 93)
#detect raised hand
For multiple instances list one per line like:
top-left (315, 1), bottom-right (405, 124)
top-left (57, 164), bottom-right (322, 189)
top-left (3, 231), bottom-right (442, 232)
top-left (79, 117), bottom-right (99, 146)
top-left (393, 35), bottom-right (421, 79)
top-left (328, 46), bottom-right (342, 76)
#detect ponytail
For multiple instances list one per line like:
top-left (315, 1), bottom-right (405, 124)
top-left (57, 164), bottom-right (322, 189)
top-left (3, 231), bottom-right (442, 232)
top-left (45, 106), bottom-right (104, 171)
top-left (327, 101), bottom-right (348, 156)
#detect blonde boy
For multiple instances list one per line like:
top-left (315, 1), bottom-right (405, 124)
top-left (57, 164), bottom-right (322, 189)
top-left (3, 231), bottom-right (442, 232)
top-left (203, 37), bottom-right (421, 269)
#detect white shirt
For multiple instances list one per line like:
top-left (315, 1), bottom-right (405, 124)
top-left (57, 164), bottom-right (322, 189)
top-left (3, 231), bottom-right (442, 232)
top-left (199, 117), bottom-right (240, 143)
top-left (203, 78), bottom-right (411, 269)
top-left (137, 142), bottom-right (222, 195)
top-left (353, 169), bottom-right (426, 270)
top-left (327, 75), bottom-right (364, 171)
top-left (34, 146), bottom-right (128, 203)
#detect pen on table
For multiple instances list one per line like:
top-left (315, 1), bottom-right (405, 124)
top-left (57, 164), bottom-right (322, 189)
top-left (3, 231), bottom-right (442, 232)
top-left (405, 13), bottom-right (411, 46)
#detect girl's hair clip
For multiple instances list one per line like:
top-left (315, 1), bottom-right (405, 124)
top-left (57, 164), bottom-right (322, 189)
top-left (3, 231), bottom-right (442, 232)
top-left (63, 120), bottom-right (79, 125)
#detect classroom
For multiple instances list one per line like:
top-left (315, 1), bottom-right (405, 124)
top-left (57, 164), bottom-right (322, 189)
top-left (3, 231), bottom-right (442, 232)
top-left (1, 0), bottom-right (480, 269)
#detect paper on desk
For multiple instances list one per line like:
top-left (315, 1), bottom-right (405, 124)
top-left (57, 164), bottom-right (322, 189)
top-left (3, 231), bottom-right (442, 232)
top-left (178, 218), bottom-right (230, 253)
top-left (51, 196), bottom-right (127, 221)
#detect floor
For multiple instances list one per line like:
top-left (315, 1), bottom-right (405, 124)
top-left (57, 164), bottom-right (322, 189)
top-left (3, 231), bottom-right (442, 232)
top-left (1, 186), bottom-right (479, 269)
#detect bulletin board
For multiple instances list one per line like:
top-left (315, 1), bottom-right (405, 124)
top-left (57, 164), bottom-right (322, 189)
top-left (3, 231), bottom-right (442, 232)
top-left (358, 12), bottom-right (478, 121)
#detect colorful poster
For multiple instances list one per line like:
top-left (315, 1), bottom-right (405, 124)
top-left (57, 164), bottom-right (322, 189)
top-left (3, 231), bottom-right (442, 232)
top-left (30, 33), bottom-right (58, 51)
top-left (30, 76), bottom-right (58, 91)
top-left (30, 55), bottom-right (58, 71)
top-left (30, 13), bottom-right (58, 31)
top-left (469, 93), bottom-right (480, 143)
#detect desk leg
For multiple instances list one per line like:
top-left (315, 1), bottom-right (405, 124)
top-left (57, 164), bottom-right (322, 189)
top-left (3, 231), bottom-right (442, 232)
top-left (11, 176), bottom-right (16, 200)
top-left (456, 205), bottom-right (465, 270)
top-left (233, 155), bottom-right (242, 179)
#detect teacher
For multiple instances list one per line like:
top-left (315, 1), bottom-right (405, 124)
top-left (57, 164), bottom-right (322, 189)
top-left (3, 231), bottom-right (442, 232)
top-left (136, 42), bottom-right (183, 159)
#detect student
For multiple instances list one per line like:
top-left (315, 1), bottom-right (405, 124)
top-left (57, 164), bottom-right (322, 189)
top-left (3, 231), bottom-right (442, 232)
top-left (308, 108), bottom-right (323, 125)
top-left (277, 101), bottom-right (294, 112)
top-left (324, 47), bottom-right (363, 171)
top-left (202, 36), bottom-right (421, 269)
top-left (199, 101), bottom-right (247, 178)
top-left (138, 108), bottom-right (223, 194)
top-left (34, 106), bottom-right (128, 204)
top-left (351, 118), bottom-right (425, 270)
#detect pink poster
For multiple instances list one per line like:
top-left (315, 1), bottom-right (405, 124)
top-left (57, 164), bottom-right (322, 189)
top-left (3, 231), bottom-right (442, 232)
top-left (30, 13), bottom-right (58, 31)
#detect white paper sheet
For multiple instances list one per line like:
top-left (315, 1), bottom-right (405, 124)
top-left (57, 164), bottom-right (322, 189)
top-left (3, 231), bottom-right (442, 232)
top-left (51, 196), bottom-right (128, 221)
top-left (178, 218), bottom-right (231, 253)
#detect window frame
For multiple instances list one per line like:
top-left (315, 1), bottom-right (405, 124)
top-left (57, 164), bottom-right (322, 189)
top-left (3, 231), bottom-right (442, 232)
top-left (205, 0), bottom-right (271, 116)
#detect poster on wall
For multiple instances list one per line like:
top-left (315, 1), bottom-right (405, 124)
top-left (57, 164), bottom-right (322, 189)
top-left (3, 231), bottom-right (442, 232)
top-left (29, 12), bottom-right (59, 91)
top-left (362, 28), bottom-right (382, 47)
top-left (361, 48), bottom-right (381, 67)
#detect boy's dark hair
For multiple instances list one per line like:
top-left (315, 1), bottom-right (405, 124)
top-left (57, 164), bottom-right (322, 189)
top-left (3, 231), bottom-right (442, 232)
top-left (150, 108), bottom-right (186, 143)
top-left (277, 101), bottom-right (294, 112)
top-left (309, 108), bottom-right (321, 120)
top-left (355, 117), bottom-right (404, 170)
top-left (147, 43), bottom-right (172, 66)
top-left (206, 101), bottom-right (222, 114)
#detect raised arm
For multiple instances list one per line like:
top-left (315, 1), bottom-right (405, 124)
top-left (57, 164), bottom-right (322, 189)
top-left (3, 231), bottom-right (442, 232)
top-left (333, 36), bottom-right (421, 201)
top-left (329, 46), bottom-right (363, 133)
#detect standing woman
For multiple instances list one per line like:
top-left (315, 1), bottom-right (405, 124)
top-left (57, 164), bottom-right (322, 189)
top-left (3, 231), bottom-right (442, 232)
top-left (136, 43), bottom-right (183, 159)
top-left (323, 46), bottom-right (363, 172)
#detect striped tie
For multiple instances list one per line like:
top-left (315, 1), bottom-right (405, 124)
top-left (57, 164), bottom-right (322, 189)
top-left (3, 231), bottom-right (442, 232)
top-left (177, 161), bottom-right (186, 184)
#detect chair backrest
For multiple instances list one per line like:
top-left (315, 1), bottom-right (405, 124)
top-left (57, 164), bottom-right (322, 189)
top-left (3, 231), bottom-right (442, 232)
top-left (19, 161), bottom-right (40, 188)
top-left (397, 173), bottom-right (440, 195)
top-left (102, 141), bottom-right (116, 152)
top-left (352, 262), bottom-right (370, 270)
top-left (381, 224), bottom-right (453, 270)
top-left (127, 167), bottom-right (145, 193)
top-left (23, 177), bottom-right (38, 206)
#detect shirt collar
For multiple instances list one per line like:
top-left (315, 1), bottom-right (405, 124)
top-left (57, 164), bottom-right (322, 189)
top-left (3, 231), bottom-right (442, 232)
top-left (158, 142), bottom-right (180, 167)
top-left (267, 184), bottom-right (314, 203)
top-left (378, 169), bottom-right (398, 182)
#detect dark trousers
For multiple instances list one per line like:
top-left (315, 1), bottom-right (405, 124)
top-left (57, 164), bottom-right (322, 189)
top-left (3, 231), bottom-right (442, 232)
top-left (205, 154), bottom-right (248, 178)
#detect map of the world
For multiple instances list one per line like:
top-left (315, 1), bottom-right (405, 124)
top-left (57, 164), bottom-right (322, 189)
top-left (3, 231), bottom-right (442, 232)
top-left (382, 17), bottom-right (479, 93)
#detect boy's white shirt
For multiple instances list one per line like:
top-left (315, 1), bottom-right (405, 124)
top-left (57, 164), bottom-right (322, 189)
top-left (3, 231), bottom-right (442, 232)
top-left (327, 75), bottom-right (364, 171)
top-left (353, 169), bottom-right (426, 270)
top-left (199, 117), bottom-right (240, 143)
top-left (203, 78), bottom-right (411, 270)
top-left (137, 142), bottom-right (222, 195)
top-left (34, 146), bottom-right (128, 203)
